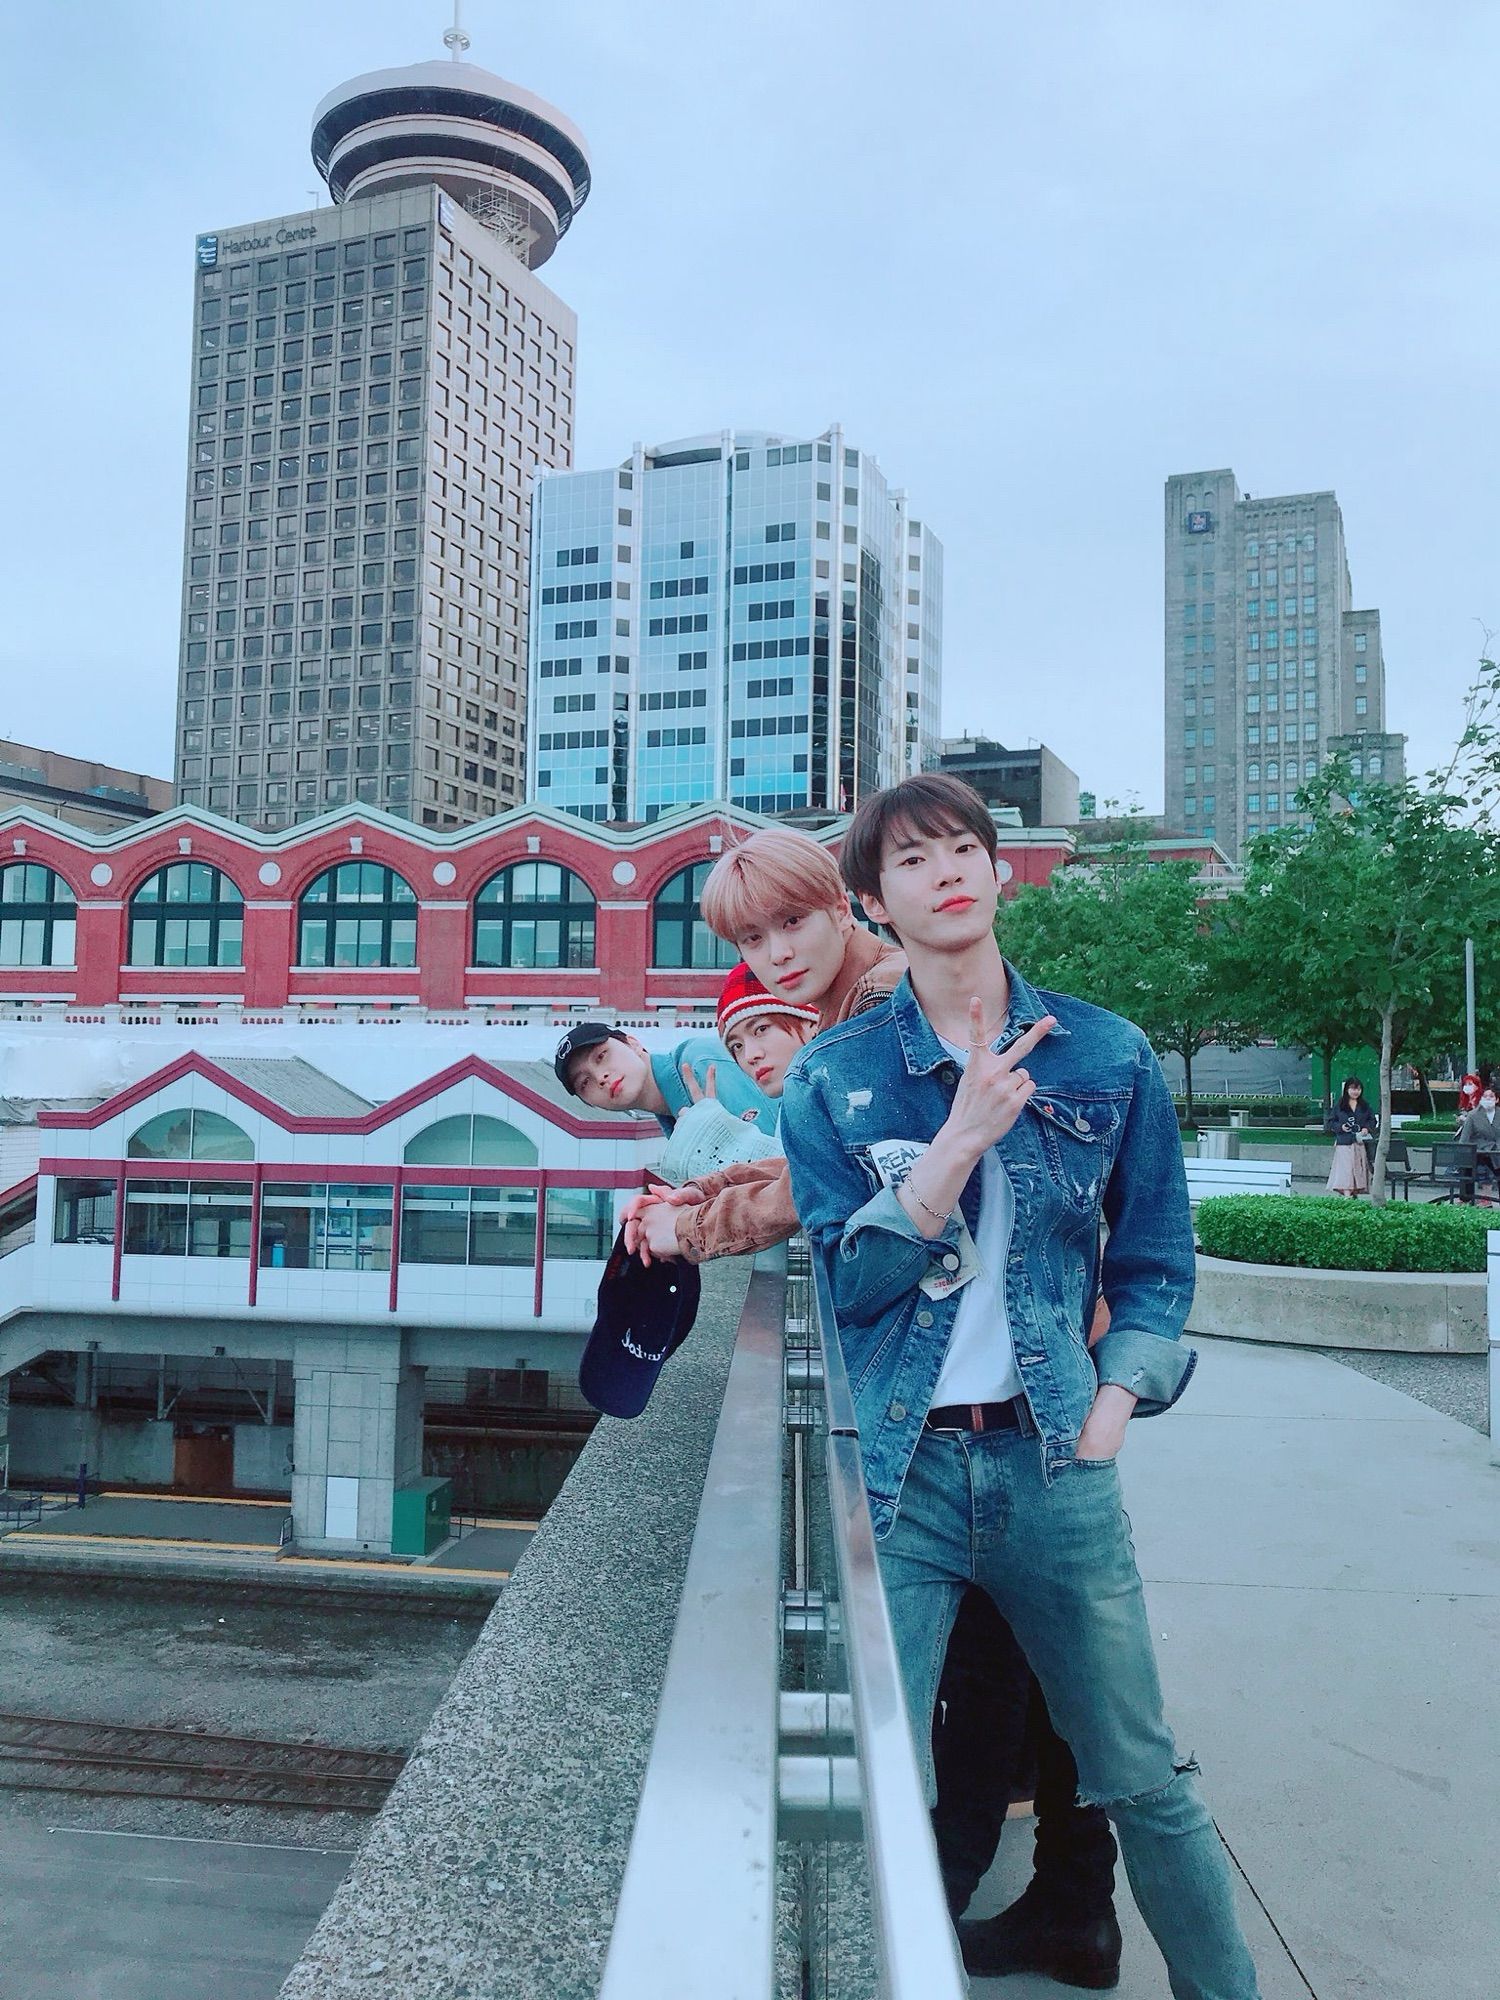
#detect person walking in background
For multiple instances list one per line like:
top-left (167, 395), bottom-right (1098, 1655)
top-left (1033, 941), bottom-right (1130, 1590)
top-left (1324, 1077), bottom-right (1376, 1197)
top-left (1456, 1085), bottom-right (1500, 1203)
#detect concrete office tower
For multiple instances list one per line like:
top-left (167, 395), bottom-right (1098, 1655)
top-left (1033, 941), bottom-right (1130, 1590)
top-left (174, 52), bottom-right (590, 830)
top-left (526, 427), bottom-right (943, 823)
top-left (1164, 471), bottom-right (1395, 860)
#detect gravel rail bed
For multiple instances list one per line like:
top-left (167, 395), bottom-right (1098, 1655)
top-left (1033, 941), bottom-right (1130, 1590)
top-left (0, 1571), bottom-right (488, 1850)
top-left (1326, 1348), bottom-right (1489, 1431)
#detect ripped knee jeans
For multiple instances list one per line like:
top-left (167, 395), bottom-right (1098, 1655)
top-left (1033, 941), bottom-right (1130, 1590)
top-left (880, 1429), bottom-right (1262, 2000)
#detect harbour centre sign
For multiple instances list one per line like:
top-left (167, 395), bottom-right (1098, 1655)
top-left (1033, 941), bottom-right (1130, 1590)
top-left (196, 222), bottom-right (321, 269)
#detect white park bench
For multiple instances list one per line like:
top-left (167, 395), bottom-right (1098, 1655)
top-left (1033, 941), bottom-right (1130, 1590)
top-left (1183, 1158), bottom-right (1294, 1207)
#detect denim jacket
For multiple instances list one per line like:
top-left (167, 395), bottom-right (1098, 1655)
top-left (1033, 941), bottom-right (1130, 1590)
top-left (778, 964), bottom-right (1197, 1538)
top-left (649, 1033), bottom-right (776, 1137)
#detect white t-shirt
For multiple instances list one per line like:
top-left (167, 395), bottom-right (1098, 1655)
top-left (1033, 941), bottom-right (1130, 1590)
top-left (929, 1033), bottom-right (1023, 1407)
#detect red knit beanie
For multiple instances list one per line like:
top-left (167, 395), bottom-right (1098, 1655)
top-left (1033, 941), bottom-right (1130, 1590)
top-left (716, 962), bottom-right (820, 1041)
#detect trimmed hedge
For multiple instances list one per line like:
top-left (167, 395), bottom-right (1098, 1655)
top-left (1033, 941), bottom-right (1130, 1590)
top-left (1175, 1096), bottom-right (1313, 1120)
top-left (1194, 1195), bottom-right (1490, 1274)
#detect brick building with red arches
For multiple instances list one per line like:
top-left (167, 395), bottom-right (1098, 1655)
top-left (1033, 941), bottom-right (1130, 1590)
top-left (0, 799), bottom-right (1099, 1023)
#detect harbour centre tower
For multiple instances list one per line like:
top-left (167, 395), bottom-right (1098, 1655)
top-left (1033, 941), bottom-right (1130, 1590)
top-left (174, 45), bottom-right (590, 829)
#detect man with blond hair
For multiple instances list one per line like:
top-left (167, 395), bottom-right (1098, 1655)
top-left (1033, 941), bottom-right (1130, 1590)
top-left (625, 826), bottom-right (899, 1264)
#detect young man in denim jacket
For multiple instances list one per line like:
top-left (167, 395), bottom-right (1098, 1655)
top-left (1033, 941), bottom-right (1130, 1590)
top-left (778, 774), bottom-right (1261, 2000)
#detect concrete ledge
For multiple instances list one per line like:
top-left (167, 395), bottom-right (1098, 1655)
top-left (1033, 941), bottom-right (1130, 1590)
top-left (281, 1253), bottom-right (756, 2000)
top-left (0, 1540), bottom-right (505, 1603)
top-left (1188, 1254), bottom-right (1485, 1353)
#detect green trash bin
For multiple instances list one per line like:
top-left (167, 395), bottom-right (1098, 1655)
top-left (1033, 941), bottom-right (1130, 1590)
top-left (391, 1476), bottom-right (452, 1556)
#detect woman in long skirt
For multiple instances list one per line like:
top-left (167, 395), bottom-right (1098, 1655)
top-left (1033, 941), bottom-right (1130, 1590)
top-left (1325, 1077), bottom-right (1375, 1196)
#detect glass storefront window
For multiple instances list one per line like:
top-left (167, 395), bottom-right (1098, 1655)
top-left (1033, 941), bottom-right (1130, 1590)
top-left (470, 1187), bottom-right (538, 1265)
top-left (53, 1178), bottom-right (117, 1246)
top-left (125, 1180), bottom-right (188, 1257)
top-left (187, 1185), bottom-right (253, 1258)
top-left (259, 1182), bottom-right (393, 1271)
top-left (544, 1188), bottom-right (614, 1259)
top-left (401, 1185), bottom-right (474, 1265)
top-left (123, 1180), bottom-right (252, 1258)
top-left (399, 1185), bottom-right (539, 1266)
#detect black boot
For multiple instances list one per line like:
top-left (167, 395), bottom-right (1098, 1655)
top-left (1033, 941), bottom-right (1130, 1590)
top-left (959, 1882), bottom-right (1122, 1989)
top-left (931, 1589), bottom-right (1034, 1918)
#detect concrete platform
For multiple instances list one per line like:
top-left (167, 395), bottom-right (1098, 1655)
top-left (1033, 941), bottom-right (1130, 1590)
top-left (5, 1494), bottom-right (286, 1544)
top-left (426, 1524), bottom-right (534, 1573)
top-left (0, 1490), bottom-right (516, 1599)
top-left (971, 1333), bottom-right (1500, 2000)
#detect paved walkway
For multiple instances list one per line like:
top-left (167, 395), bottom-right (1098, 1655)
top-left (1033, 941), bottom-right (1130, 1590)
top-left (970, 1333), bottom-right (1498, 1999)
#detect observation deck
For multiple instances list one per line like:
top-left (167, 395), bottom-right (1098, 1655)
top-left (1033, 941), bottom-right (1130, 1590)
top-left (310, 59), bottom-right (591, 269)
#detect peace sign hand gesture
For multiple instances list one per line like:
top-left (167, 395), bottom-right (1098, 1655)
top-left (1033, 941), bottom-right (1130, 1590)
top-left (894, 1000), bottom-right (1057, 1242)
top-left (944, 1000), bottom-right (1057, 1164)
top-left (679, 1061), bottom-right (719, 1105)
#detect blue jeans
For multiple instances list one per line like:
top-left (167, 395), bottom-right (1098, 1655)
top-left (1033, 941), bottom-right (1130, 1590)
top-left (880, 1428), bottom-right (1261, 2000)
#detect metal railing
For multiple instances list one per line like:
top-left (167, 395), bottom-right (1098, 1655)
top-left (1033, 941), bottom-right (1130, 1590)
top-left (599, 1243), bottom-right (964, 1998)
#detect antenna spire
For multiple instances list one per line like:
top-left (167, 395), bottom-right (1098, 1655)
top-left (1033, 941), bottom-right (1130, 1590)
top-left (443, 0), bottom-right (470, 59)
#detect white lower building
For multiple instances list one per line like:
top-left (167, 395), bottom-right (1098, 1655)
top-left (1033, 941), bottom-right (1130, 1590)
top-left (0, 1023), bottom-right (666, 1550)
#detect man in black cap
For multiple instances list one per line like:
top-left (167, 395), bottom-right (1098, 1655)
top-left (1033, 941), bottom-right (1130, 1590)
top-left (555, 1020), bottom-right (772, 1136)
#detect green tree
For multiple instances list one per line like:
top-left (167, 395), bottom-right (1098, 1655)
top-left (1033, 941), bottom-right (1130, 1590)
top-left (1436, 648), bottom-right (1500, 822)
top-left (999, 835), bottom-right (1252, 1120)
top-left (1230, 760), bottom-right (1499, 1200)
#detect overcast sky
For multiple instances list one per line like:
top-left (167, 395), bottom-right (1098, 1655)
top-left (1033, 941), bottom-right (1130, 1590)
top-left (2, 0), bottom-right (1495, 811)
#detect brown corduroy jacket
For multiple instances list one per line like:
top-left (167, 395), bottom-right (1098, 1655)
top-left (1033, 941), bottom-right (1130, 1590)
top-left (675, 926), bottom-right (905, 1262)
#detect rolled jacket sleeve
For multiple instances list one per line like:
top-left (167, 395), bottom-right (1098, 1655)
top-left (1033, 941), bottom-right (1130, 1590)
top-left (1094, 1040), bottom-right (1198, 1417)
top-left (836, 1185), bottom-right (965, 1324)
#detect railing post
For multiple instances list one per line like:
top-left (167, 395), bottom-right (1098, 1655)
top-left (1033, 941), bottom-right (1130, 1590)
top-left (1487, 1230), bottom-right (1499, 1467)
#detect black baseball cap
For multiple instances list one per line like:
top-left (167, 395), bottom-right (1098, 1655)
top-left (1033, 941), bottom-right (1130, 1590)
top-left (555, 1020), bottom-right (628, 1094)
top-left (578, 1226), bottom-right (702, 1419)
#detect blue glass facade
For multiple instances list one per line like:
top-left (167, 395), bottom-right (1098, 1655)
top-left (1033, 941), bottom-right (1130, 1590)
top-left (528, 428), bottom-right (942, 822)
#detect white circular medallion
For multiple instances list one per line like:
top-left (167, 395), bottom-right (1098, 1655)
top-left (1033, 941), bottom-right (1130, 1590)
top-left (611, 860), bottom-right (637, 886)
top-left (258, 861), bottom-right (282, 886)
top-left (995, 859), bottom-right (1015, 886)
top-left (89, 863), bottom-right (113, 887)
top-left (432, 860), bottom-right (457, 886)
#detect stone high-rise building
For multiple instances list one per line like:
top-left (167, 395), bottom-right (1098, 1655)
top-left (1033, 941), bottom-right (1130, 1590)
top-left (1164, 471), bottom-right (1397, 858)
top-left (174, 51), bottom-right (590, 829)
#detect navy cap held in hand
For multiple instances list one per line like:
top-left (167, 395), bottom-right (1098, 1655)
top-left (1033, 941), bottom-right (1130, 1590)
top-left (578, 1225), bottom-right (702, 1419)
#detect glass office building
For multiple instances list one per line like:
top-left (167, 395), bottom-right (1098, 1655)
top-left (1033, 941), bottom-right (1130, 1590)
top-left (174, 60), bottom-right (590, 830)
top-left (1164, 470), bottom-right (1398, 859)
top-left (527, 428), bottom-right (942, 823)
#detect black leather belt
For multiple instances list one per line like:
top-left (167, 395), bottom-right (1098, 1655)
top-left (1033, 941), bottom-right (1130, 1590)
top-left (925, 1398), bottom-right (1025, 1434)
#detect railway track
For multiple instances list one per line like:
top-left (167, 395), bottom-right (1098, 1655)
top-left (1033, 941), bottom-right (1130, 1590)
top-left (0, 1710), bottom-right (407, 1812)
